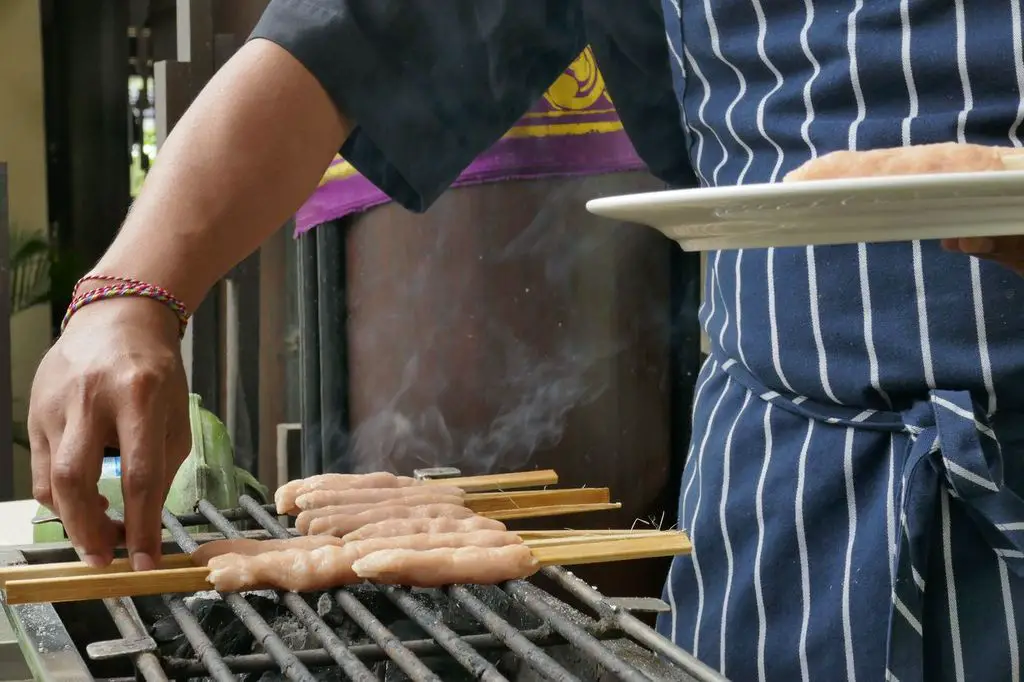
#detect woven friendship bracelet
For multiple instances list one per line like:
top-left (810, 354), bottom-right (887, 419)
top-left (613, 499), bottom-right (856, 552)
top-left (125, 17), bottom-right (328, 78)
top-left (62, 276), bottom-right (191, 339)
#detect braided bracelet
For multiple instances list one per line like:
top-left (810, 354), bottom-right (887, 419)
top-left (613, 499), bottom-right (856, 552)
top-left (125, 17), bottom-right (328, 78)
top-left (61, 275), bottom-right (191, 339)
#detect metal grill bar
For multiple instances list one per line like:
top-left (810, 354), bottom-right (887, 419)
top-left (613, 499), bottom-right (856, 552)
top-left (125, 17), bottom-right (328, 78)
top-left (237, 496), bottom-right (444, 682)
top-left (175, 503), bottom-right (282, 528)
top-left (162, 594), bottom-right (237, 681)
top-left (333, 589), bottom-right (442, 682)
top-left (161, 510), bottom-right (316, 682)
top-left (86, 510), bottom-right (169, 682)
top-left (79, 508), bottom-right (235, 681)
top-left (237, 494), bottom-right (671, 681)
top-left (196, 500), bottom-right (377, 682)
top-left (504, 581), bottom-right (649, 682)
top-left (448, 585), bottom-right (580, 682)
top-left (239, 493), bottom-right (699, 681)
top-left (541, 566), bottom-right (728, 682)
top-left (162, 626), bottom-right (569, 676)
top-left (96, 596), bottom-right (166, 682)
top-left (379, 585), bottom-right (509, 682)
top-left (166, 496), bottom-right (718, 682)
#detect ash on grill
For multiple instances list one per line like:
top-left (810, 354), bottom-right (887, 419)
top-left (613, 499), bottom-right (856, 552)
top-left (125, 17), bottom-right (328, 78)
top-left (140, 582), bottom-right (639, 681)
top-left (2, 495), bottom-right (726, 682)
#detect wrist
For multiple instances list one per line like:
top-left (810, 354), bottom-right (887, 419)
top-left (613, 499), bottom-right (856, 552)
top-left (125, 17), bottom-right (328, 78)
top-left (62, 295), bottom-right (182, 343)
top-left (88, 252), bottom-right (212, 312)
top-left (64, 276), bottom-right (190, 341)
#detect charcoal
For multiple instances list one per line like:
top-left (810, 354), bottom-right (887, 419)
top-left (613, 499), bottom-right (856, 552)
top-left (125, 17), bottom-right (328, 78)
top-left (464, 585), bottom-right (544, 631)
top-left (257, 613), bottom-right (316, 652)
top-left (132, 575), bottom-right (693, 681)
top-left (178, 598), bottom-right (254, 657)
top-left (315, 592), bottom-right (365, 643)
top-left (148, 593), bottom-right (293, 659)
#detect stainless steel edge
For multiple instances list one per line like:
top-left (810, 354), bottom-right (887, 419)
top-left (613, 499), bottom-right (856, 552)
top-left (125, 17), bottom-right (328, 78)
top-left (0, 549), bottom-right (92, 682)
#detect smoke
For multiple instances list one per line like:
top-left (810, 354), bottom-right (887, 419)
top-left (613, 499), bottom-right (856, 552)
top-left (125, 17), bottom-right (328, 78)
top-left (332, 174), bottom-right (672, 476)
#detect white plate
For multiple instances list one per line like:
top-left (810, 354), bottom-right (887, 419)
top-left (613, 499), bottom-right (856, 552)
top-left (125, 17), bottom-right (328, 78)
top-left (585, 170), bottom-right (1024, 251)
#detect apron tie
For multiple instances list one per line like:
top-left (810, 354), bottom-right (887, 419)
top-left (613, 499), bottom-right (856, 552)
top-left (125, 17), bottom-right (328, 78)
top-left (887, 389), bottom-right (1024, 679)
top-left (719, 361), bottom-right (1023, 679)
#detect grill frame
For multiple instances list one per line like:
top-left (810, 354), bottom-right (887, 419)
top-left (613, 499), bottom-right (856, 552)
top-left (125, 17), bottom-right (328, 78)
top-left (1, 502), bottom-right (725, 682)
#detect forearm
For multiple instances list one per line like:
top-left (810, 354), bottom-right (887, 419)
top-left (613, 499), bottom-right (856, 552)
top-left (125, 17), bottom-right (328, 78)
top-left (93, 39), bottom-right (351, 311)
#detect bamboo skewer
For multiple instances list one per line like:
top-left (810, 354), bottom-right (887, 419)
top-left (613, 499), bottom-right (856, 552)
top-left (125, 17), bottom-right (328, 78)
top-left (464, 487), bottom-right (609, 512)
top-left (481, 502), bottom-right (621, 521)
top-left (1, 532), bottom-right (691, 605)
top-left (3, 566), bottom-right (215, 604)
top-left (529, 533), bottom-right (692, 566)
top-left (0, 554), bottom-right (195, 586)
top-left (514, 528), bottom-right (674, 539)
top-left (0, 529), bottom-right (673, 585)
top-left (520, 530), bottom-right (681, 547)
top-left (5, 501), bottom-right (624, 586)
top-left (427, 469), bottom-right (558, 493)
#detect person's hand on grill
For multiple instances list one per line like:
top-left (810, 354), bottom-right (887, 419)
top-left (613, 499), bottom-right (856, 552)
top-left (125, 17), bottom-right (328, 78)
top-left (25, 39), bottom-right (349, 571)
top-left (27, 297), bottom-right (191, 570)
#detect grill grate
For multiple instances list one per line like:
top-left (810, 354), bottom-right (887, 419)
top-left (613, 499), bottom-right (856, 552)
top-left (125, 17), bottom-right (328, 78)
top-left (6, 497), bottom-right (727, 681)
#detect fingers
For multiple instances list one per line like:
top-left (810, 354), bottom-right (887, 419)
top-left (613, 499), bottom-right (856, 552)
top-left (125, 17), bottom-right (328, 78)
top-left (943, 236), bottom-right (1024, 275)
top-left (117, 392), bottom-right (168, 572)
top-left (27, 409), bottom-right (54, 512)
top-left (49, 419), bottom-right (120, 566)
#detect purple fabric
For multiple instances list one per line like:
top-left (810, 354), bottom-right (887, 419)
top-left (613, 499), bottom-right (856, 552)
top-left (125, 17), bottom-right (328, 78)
top-left (295, 48), bottom-right (645, 235)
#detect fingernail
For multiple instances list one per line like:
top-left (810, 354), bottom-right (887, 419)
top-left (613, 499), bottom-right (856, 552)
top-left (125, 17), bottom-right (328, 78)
top-left (82, 553), bottom-right (107, 568)
top-left (131, 552), bottom-right (156, 572)
top-left (960, 237), bottom-right (995, 254)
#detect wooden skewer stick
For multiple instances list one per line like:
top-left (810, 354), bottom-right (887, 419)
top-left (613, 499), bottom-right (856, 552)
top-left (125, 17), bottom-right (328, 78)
top-left (522, 530), bottom-right (685, 548)
top-left (481, 502), bottom-right (621, 521)
top-left (0, 554), bottom-right (195, 586)
top-left (426, 469), bottom-right (558, 493)
top-left (2, 533), bottom-right (690, 605)
top-left (465, 487), bottom-right (609, 512)
top-left (531, 533), bottom-right (692, 567)
top-left (514, 528), bottom-right (674, 539)
top-left (0, 529), bottom-right (676, 585)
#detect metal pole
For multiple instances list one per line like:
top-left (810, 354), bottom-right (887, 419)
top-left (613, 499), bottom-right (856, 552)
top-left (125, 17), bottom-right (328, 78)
top-left (0, 163), bottom-right (14, 501)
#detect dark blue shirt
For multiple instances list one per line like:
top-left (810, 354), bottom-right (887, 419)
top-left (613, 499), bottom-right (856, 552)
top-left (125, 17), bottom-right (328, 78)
top-left (251, 0), bottom-right (697, 211)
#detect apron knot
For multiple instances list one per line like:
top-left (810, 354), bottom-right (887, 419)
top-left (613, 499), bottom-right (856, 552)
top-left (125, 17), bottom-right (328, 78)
top-left (904, 390), bottom-right (1003, 501)
top-left (887, 389), bottom-right (1024, 678)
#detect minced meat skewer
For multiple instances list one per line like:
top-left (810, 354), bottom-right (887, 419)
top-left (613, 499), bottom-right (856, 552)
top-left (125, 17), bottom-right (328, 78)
top-left (191, 535), bottom-right (344, 566)
top-left (307, 502), bottom-right (475, 537)
top-left (352, 545), bottom-right (540, 587)
top-left (294, 484), bottom-right (465, 511)
top-left (204, 530), bottom-right (522, 592)
top-left (274, 472), bottom-right (420, 514)
top-left (342, 515), bottom-right (508, 542)
top-left (295, 493), bottom-right (463, 534)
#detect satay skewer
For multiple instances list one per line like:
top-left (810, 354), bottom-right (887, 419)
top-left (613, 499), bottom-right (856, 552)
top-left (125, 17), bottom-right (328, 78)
top-left (296, 487), bottom-right (611, 518)
top-left (0, 528), bottom-right (671, 585)
top-left (481, 502), bottom-right (620, 521)
top-left (428, 469), bottom-right (558, 493)
top-left (1, 533), bottom-right (691, 605)
top-left (30, 470), bottom-right (565, 527)
top-left (464, 487), bottom-right (608, 511)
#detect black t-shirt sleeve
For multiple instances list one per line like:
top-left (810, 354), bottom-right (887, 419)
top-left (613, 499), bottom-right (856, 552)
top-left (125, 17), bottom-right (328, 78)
top-left (250, 0), bottom-right (587, 212)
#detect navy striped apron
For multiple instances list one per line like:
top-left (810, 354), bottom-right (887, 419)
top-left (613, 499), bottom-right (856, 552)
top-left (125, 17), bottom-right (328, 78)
top-left (654, 1), bottom-right (1024, 680)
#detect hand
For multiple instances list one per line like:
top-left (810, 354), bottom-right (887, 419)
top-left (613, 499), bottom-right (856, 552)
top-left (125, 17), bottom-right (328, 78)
top-left (943, 237), bottom-right (1024, 275)
top-left (28, 297), bottom-right (191, 570)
